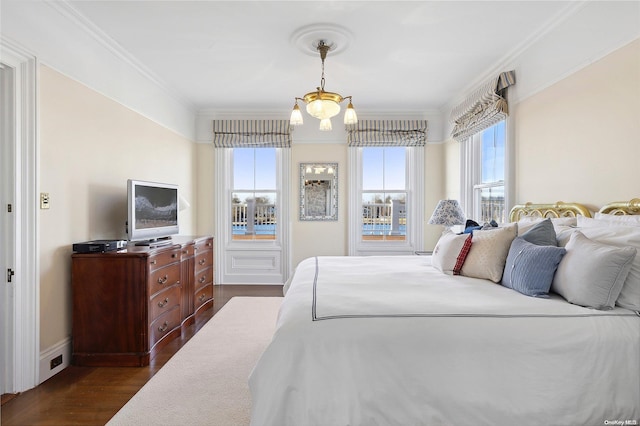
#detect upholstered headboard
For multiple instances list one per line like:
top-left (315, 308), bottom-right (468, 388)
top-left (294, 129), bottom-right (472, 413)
top-left (508, 201), bottom-right (592, 222)
top-left (598, 198), bottom-right (640, 215)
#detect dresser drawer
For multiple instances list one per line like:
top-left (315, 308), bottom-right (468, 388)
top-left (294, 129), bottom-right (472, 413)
top-left (194, 238), bottom-right (214, 253)
top-left (147, 248), bottom-right (181, 272)
top-left (149, 305), bottom-right (181, 347)
top-left (148, 263), bottom-right (181, 296)
top-left (195, 250), bottom-right (213, 271)
top-left (194, 284), bottom-right (213, 311)
top-left (149, 284), bottom-right (180, 322)
top-left (179, 243), bottom-right (195, 260)
top-left (194, 267), bottom-right (213, 288)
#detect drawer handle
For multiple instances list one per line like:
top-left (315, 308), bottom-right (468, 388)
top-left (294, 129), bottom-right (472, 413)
top-left (207, 242), bottom-right (212, 247)
top-left (171, 253), bottom-right (177, 258)
top-left (158, 321), bottom-right (169, 333)
top-left (150, 260), bottom-right (157, 265)
top-left (199, 276), bottom-right (206, 284)
top-left (198, 293), bottom-right (207, 302)
top-left (198, 259), bottom-right (206, 265)
top-left (157, 297), bottom-right (169, 308)
top-left (158, 275), bottom-right (168, 284)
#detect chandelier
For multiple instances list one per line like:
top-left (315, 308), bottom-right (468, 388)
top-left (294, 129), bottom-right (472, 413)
top-left (290, 40), bottom-right (357, 131)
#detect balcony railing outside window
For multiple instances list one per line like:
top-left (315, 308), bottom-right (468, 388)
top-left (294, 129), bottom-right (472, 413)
top-left (232, 196), bottom-right (277, 240)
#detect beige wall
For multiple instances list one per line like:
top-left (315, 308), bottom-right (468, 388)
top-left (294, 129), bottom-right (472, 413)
top-left (514, 39), bottom-right (640, 211)
top-left (39, 66), bottom-right (196, 350)
top-left (443, 39), bottom-right (640, 217)
top-left (291, 144), bottom-right (348, 267)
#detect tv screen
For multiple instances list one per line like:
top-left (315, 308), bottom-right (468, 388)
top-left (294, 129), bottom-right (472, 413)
top-left (127, 179), bottom-right (179, 243)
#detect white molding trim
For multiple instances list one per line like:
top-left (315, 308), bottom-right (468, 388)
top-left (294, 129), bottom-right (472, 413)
top-left (39, 337), bottom-right (71, 384)
top-left (46, 1), bottom-right (194, 111)
top-left (0, 37), bottom-right (40, 393)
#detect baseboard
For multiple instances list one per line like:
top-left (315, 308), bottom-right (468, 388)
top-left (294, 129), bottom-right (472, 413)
top-left (39, 337), bottom-right (72, 384)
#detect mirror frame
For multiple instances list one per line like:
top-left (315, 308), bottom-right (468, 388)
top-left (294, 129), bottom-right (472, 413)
top-left (299, 162), bottom-right (338, 221)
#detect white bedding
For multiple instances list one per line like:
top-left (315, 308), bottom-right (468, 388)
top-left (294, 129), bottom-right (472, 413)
top-left (249, 256), bottom-right (640, 426)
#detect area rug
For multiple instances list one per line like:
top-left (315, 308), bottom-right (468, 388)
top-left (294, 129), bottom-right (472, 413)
top-left (107, 296), bottom-right (283, 426)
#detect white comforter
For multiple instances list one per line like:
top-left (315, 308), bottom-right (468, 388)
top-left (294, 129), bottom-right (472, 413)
top-left (249, 256), bottom-right (640, 426)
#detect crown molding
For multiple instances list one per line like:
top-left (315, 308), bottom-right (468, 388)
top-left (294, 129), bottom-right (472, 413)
top-left (46, 0), bottom-right (196, 113)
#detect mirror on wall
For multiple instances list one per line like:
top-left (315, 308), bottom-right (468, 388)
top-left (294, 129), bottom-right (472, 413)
top-left (299, 163), bottom-right (338, 221)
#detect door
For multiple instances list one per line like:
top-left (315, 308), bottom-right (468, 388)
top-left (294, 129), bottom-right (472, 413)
top-left (0, 39), bottom-right (39, 393)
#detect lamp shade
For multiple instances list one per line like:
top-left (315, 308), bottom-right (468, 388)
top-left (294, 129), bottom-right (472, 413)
top-left (428, 199), bottom-right (465, 226)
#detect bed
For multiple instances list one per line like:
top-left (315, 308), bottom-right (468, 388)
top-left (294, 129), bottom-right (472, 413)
top-left (249, 200), bottom-right (640, 426)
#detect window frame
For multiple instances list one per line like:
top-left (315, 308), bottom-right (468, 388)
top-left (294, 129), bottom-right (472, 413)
top-left (460, 119), bottom-right (513, 224)
top-left (348, 145), bottom-right (424, 255)
top-left (214, 147), bottom-right (291, 285)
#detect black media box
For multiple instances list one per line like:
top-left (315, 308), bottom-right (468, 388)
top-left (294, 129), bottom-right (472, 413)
top-left (72, 240), bottom-right (127, 253)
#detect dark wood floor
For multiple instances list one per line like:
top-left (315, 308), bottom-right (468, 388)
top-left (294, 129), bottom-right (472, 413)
top-left (0, 285), bottom-right (282, 426)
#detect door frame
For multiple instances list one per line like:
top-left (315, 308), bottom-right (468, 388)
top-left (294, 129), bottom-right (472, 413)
top-left (1, 37), bottom-right (40, 393)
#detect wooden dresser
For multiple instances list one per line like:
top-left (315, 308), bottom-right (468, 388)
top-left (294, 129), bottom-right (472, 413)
top-left (71, 236), bottom-right (214, 367)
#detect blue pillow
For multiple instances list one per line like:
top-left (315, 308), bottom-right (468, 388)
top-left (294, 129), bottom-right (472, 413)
top-left (520, 218), bottom-right (557, 246)
top-left (502, 237), bottom-right (566, 297)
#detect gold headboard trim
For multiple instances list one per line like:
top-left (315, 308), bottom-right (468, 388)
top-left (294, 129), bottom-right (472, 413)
top-left (509, 201), bottom-right (592, 222)
top-left (598, 198), bottom-right (640, 215)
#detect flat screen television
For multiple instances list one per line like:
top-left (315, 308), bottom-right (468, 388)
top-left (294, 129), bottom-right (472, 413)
top-left (127, 179), bottom-right (179, 245)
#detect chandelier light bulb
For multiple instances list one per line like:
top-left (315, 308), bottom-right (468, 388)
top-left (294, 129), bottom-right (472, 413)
top-left (290, 102), bottom-right (304, 126)
top-left (344, 100), bottom-right (357, 125)
top-left (319, 118), bottom-right (332, 131)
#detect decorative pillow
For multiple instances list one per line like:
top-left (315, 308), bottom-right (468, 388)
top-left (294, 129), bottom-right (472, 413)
top-left (502, 237), bottom-right (566, 297)
top-left (431, 231), bottom-right (472, 275)
top-left (517, 216), bottom-right (577, 234)
top-left (520, 218), bottom-right (557, 246)
top-left (579, 215), bottom-right (640, 228)
top-left (552, 232), bottom-right (636, 310)
top-left (566, 225), bottom-right (640, 311)
top-left (594, 212), bottom-right (640, 226)
top-left (460, 223), bottom-right (517, 283)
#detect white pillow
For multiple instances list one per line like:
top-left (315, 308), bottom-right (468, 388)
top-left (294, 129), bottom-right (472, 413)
top-left (431, 231), bottom-right (472, 275)
top-left (564, 224), bottom-right (640, 311)
top-left (517, 216), bottom-right (577, 235)
top-left (552, 232), bottom-right (636, 310)
top-left (594, 212), bottom-right (640, 226)
top-left (460, 223), bottom-right (517, 283)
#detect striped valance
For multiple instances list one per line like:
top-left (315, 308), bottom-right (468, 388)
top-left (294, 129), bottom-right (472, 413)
top-left (212, 120), bottom-right (291, 148)
top-left (450, 71), bottom-right (515, 142)
top-left (346, 120), bottom-right (428, 147)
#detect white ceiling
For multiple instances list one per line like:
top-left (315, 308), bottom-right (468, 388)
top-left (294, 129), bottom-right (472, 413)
top-left (65, 1), bottom-right (574, 114)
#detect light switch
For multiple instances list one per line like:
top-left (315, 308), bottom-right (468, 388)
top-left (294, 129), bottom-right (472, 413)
top-left (40, 193), bottom-right (50, 209)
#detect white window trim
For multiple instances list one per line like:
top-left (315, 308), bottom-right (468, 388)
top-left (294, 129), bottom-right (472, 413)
top-left (214, 148), bottom-right (291, 284)
top-left (348, 146), bottom-right (424, 256)
top-left (460, 118), bottom-right (513, 222)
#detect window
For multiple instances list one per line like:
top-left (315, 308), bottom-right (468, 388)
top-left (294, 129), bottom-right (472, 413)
top-left (462, 120), bottom-right (508, 223)
top-left (348, 145), bottom-right (424, 255)
top-left (361, 147), bottom-right (407, 241)
top-left (231, 148), bottom-right (277, 240)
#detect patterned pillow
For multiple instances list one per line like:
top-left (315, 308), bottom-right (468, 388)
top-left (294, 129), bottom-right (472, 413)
top-left (460, 223), bottom-right (518, 283)
top-left (502, 237), bottom-right (566, 297)
top-left (432, 231), bottom-right (473, 275)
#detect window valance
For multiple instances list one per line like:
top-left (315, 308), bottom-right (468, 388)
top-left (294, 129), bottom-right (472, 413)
top-left (346, 120), bottom-right (428, 147)
top-left (212, 120), bottom-right (291, 148)
top-left (450, 71), bottom-right (515, 142)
